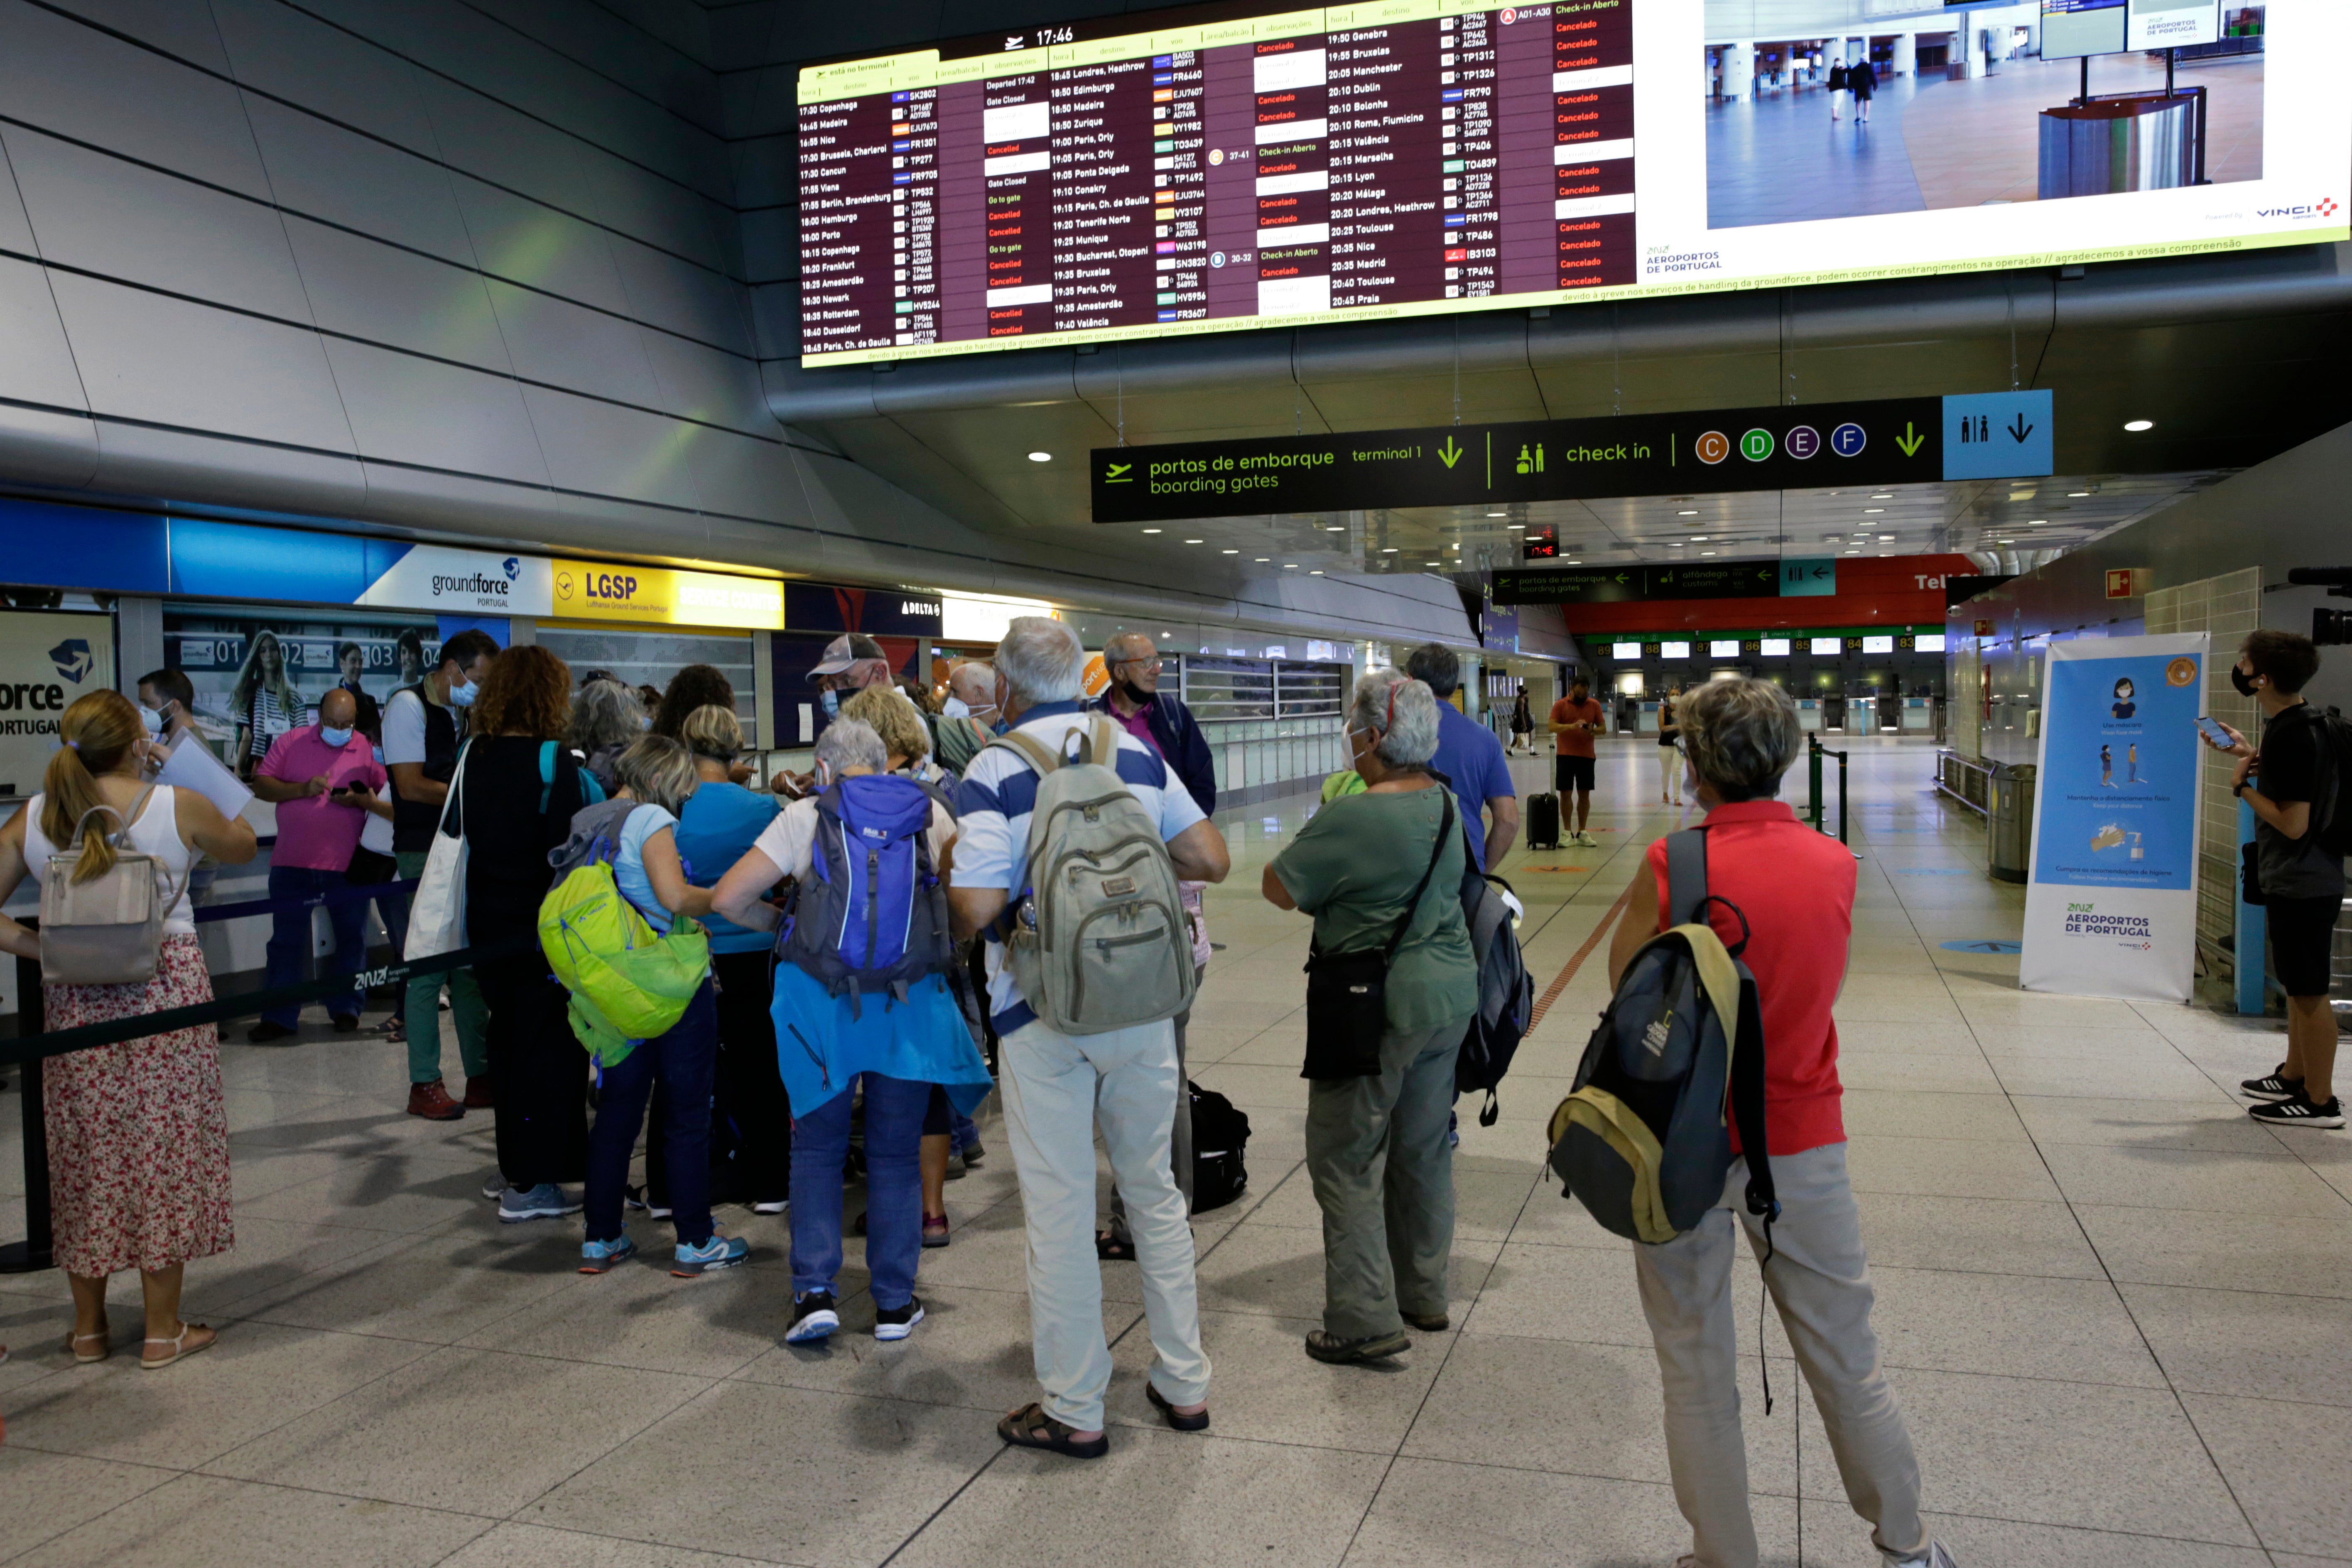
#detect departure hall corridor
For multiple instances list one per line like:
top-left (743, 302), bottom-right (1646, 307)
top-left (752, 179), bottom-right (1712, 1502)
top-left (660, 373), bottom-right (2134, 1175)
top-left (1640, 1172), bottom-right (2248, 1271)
top-left (2, 739), bottom-right (2340, 1568)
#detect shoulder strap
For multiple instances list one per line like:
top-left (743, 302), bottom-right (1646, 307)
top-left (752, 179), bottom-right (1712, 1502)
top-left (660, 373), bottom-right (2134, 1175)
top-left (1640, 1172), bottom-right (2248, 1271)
top-left (538, 740), bottom-right (557, 815)
top-left (1663, 828), bottom-right (1709, 927)
top-left (988, 729), bottom-right (1060, 778)
top-left (1083, 714), bottom-right (1124, 768)
top-left (437, 738), bottom-right (472, 839)
top-left (1382, 790), bottom-right (1455, 964)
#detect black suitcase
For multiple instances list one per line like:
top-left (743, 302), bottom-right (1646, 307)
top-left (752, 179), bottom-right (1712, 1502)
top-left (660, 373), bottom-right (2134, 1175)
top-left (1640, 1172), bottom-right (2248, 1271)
top-left (1526, 791), bottom-right (1562, 850)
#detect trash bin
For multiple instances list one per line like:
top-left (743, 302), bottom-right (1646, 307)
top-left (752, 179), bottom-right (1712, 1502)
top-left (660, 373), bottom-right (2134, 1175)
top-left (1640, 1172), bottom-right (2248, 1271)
top-left (1987, 762), bottom-right (2036, 883)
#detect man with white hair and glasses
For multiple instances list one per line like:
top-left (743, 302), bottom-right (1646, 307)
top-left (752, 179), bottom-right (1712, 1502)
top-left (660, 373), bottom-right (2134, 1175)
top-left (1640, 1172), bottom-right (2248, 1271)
top-left (948, 617), bottom-right (1232, 1459)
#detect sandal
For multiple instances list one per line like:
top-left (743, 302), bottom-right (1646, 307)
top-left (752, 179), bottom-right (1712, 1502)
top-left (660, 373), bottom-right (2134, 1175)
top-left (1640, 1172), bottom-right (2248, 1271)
top-left (1304, 1329), bottom-right (1410, 1365)
top-left (997, 1401), bottom-right (1109, 1459)
top-left (1147, 1382), bottom-right (1210, 1432)
top-left (67, 1329), bottom-right (110, 1364)
top-left (140, 1323), bottom-right (217, 1370)
top-left (1094, 1231), bottom-right (1136, 1262)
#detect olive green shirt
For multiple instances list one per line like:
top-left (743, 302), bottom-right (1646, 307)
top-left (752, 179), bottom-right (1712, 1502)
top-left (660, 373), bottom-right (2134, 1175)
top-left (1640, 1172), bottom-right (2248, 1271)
top-left (1272, 785), bottom-right (1479, 1033)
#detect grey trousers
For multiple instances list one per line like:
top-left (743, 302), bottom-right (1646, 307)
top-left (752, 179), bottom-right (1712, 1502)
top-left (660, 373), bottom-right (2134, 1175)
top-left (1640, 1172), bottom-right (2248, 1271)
top-left (1105, 964), bottom-right (1204, 1243)
top-left (999, 1015), bottom-right (1210, 1431)
top-left (1302, 1020), bottom-right (1464, 1340)
top-left (1633, 1141), bottom-right (1928, 1568)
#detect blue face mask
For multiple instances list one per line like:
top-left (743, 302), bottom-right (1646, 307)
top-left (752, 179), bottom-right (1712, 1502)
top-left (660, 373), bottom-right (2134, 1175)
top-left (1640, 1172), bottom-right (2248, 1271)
top-left (448, 679), bottom-right (477, 708)
top-left (319, 726), bottom-right (354, 748)
top-left (819, 687), bottom-right (840, 718)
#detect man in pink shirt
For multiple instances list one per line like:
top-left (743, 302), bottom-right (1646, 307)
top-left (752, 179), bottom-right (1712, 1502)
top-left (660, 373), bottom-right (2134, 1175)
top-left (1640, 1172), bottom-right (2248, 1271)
top-left (247, 687), bottom-right (391, 1042)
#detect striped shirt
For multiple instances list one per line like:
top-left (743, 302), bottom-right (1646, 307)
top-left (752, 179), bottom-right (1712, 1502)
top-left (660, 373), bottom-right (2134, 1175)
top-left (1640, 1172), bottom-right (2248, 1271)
top-left (953, 700), bottom-right (1207, 1034)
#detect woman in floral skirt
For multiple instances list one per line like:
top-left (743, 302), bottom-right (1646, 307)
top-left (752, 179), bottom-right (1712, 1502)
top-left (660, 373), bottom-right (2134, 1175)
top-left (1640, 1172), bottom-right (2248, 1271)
top-left (0, 691), bottom-right (256, 1369)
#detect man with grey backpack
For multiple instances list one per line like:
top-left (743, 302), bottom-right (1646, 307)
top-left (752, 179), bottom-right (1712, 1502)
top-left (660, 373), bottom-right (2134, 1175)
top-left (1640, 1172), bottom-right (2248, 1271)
top-left (947, 617), bottom-right (1232, 1460)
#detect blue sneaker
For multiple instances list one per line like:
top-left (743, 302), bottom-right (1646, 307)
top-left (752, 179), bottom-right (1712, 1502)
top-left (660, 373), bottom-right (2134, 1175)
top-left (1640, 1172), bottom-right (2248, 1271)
top-left (579, 1235), bottom-right (637, 1274)
top-left (499, 1183), bottom-right (581, 1224)
top-left (671, 1233), bottom-right (750, 1278)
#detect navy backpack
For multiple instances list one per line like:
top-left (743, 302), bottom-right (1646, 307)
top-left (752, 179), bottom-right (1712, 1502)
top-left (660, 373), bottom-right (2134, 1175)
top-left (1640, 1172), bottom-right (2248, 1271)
top-left (777, 773), bottom-right (957, 1015)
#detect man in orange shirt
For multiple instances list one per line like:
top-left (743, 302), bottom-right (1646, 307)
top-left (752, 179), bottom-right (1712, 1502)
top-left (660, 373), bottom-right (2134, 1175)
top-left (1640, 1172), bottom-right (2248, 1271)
top-left (1548, 673), bottom-right (1606, 848)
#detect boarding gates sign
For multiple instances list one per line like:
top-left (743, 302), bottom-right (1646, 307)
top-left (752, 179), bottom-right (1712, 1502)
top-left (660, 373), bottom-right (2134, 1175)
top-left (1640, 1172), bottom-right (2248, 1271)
top-left (2021, 634), bottom-right (2207, 1003)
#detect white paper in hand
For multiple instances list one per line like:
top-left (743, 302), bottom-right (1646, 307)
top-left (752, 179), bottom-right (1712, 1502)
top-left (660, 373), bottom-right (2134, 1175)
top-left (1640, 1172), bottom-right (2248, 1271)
top-left (155, 737), bottom-right (254, 820)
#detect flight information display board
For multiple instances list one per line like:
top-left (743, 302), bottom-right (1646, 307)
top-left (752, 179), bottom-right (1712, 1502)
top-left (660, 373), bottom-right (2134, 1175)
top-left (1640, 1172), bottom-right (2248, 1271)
top-left (798, 0), bottom-right (2345, 366)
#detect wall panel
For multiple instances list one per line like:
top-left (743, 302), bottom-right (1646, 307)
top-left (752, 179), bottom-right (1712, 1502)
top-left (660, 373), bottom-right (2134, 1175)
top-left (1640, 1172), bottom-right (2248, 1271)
top-left (483, 277), bottom-right (665, 406)
top-left (449, 175), bottom-right (635, 314)
top-left (39, 0), bottom-right (233, 72)
top-left (321, 337), bottom-right (552, 484)
top-left (212, 0), bottom-right (444, 156)
top-left (284, 216), bottom-right (515, 373)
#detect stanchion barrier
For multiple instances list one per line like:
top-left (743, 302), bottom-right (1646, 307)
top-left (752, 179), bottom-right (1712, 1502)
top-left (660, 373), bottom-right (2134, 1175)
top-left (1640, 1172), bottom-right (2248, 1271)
top-left (191, 877), bottom-right (418, 925)
top-left (1805, 735), bottom-right (1850, 845)
top-left (0, 912), bottom-right (538, 1274)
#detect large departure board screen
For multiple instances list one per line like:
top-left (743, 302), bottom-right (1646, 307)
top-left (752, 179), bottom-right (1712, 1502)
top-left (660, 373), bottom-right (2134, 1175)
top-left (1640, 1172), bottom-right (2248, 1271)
top-left (797, 0), bottom-right (2344, 366)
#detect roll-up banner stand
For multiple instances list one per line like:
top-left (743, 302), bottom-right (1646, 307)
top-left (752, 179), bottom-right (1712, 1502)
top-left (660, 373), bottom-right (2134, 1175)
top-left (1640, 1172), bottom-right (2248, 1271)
top-left (2021, 634), bottom-right (2208, 1003)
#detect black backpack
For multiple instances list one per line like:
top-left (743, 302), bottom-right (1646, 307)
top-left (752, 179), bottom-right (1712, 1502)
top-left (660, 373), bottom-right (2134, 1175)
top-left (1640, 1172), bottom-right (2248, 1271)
top-left (1547, 828), bottom-right (1776, 1244)
top-left (1189, 1080), bottom-right (1251, 1213)
top-left (2295, 704), bottom-right (2352, 858)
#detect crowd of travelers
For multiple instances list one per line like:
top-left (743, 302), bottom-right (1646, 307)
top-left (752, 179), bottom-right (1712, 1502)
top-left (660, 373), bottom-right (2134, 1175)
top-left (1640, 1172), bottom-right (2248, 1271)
top-left (87, 613), bottom-right (2351, 1560)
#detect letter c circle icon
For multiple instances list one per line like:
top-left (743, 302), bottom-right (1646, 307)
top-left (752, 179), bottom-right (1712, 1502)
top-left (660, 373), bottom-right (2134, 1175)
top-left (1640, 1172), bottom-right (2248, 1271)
top-left (1694, 431), bottom-right (1730, 465)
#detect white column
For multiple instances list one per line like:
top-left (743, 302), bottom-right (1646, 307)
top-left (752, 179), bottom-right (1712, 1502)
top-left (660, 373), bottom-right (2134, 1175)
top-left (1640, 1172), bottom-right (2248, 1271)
top-left (1722, 39), bottom-right (1755, 98)
top-left (1893, 32), bottom-right (1917, 76)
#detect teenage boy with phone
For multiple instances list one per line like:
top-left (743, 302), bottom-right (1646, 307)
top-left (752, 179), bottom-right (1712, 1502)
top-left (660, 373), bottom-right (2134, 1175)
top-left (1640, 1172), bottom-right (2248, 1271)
top-left (2201, 630), bottom-right (2346, 1129)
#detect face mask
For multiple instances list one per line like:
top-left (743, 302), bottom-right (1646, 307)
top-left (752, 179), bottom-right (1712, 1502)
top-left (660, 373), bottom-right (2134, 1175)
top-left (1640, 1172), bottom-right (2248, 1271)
top-left (140, 704), bottom-right (164, 736)
top-left (2230, 664), bottom-right (2259, 698)
top-left (819, 687), bottom-right (840, 718)
top-left (639, 714), bottom-right (653, 731)
top-left (813, 761), bottom-right (833, 790)
top-left (942, 695), bottom-right (970, 720)
top-left (1114, 677), bottom-right (1153, 708)
top-left (319, 726), bottom-right (354, 748)
top-left (448, 680), bottom-right (477, 708)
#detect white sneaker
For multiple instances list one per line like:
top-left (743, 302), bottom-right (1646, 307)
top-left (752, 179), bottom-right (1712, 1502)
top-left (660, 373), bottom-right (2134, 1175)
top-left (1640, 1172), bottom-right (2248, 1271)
top-left (1890, 1545), bottom-right (1959, 1568)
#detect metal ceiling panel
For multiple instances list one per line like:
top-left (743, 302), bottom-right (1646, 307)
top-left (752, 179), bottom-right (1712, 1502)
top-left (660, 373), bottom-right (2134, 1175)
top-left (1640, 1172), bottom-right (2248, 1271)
top-left (449, 175), bottom-right (635, 317)
top-left (481, 277), bottom-right (663, 407)
top-left (241, 96), bottom-right (479, 267)
top-left (5, 127), bottom-right (314, 324)
top-left (412, 69), bottom-right (601, 218)
top-left (322, 337), bottom-right (551, 486)
top-left (605, 231), bottom-right (753, 355)
top-left (288, 217), bottom-right (515, 375)
top-left (0, 137), bottom-right (37, 257)
top-left (0, 0), bottom-right (272, 201)
top-left (211, 0), bottom-right (443, 156)
top-left (520, 382), bottom-right (703, 509)
top-left (635, 326), bottom-right (770, 436)
top-left (39, 0), bottom-right (228, 70)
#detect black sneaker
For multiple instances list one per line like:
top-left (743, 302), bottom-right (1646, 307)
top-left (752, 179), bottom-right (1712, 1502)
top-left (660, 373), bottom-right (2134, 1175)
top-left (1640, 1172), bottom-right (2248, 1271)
top-left (874, 1295), bottom-right (925, 1342)
top-left (2242, 1065), bottom-right (2304, 1102)
top-left (785, 1291), bottom-right (839, 1345)
top-left (2249, 1094), bottom-right (2345, 1129)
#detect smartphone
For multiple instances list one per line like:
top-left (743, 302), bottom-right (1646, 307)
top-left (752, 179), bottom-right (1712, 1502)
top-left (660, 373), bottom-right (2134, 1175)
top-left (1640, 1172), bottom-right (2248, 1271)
top-left (2195, 716), bottom-right (2235, 748)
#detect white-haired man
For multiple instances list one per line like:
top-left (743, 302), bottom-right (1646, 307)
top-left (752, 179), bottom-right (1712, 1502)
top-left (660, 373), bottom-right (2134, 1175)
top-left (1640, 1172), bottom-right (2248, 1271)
top-left (948, 617), bottom-right (1232, 1459)
top-left (934, 660), bottom-right (1000, 775)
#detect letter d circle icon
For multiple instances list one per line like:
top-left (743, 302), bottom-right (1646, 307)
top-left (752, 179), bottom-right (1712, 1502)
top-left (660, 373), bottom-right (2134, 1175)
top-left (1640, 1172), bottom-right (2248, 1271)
top-left (1740, 429), bottom-right (1775, 461)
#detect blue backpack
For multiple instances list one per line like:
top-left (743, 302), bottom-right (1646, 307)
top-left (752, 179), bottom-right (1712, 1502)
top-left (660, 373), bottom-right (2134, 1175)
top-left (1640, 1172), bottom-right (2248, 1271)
top-left (777, 773), bottom-right (956, 1016)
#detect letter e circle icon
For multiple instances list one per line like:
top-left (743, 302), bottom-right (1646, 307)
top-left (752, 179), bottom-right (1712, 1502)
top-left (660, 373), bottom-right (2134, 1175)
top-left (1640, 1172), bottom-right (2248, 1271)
top-left (1787, 425), bottom-right (1821, 459)
top-left (1694, 431), bottom-right (1730, 464)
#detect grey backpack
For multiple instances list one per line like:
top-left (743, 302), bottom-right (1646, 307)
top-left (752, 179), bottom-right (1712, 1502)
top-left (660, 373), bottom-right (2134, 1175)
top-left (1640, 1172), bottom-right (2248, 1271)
top-left (991, 716), bottom-right (1196, 1035)
top-left (41, 786), bottom-right (180, 987)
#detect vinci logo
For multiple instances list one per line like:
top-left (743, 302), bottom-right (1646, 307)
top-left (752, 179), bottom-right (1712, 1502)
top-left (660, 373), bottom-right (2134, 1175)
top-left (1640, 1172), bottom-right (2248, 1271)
top-left (2259, 199), bottom-right (2340, 220)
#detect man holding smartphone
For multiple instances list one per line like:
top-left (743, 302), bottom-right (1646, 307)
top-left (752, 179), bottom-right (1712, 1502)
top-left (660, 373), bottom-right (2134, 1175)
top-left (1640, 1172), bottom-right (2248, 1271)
top-left (247, 687), bottom-right (390, 1043)
top-left (1549, 672), bottom-right (1607, 848)
top-left (2202, 630), bottom-right (2346, 1129)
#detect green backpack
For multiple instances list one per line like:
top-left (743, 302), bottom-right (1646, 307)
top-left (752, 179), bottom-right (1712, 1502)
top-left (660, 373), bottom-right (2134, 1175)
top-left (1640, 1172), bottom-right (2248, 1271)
top-left (538, 800), bottom-right (709, 1068)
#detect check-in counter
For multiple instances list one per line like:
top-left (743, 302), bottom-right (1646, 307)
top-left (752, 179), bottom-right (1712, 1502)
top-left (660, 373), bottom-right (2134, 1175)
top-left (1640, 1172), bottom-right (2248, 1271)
top-left (1901, 697), bottom-right (1934, 732)
top-left (1795, 698), bottom-right (1823, 732)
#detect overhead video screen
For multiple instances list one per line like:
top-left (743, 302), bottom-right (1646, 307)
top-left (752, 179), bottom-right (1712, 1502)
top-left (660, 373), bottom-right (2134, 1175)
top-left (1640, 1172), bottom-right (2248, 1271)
top-left (796, 0), bottom-right (2341, 366)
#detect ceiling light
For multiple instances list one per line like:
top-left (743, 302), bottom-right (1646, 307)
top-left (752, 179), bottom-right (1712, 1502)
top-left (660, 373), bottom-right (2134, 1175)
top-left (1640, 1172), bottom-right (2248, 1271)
top-left (2027, 519), bottom-right (2046, 526)
top-left (1506, 524), bottom-right (1525, 530)
top-left (1255, 557), bottom-right (1269, 562)
top-left (1877, 534), bottom-right (1895, 541)
top-left (1309, 569), bottom-right (1324, 575)
top-left (1326, 525), bottom-right (1345, 532)
top-left (1283, 563), bottom-right (1298, 569)
top-left (1869, 493), bottom-right (1893, 499)
top-left (2124, 419), bottom-right (2154, 432)
top-left (1142, 528), bottom-right (1162, 534)
top-left (1221, 548), bottom-right (1239, 554)
top-left (1382, 547), bottom-right (1398, 553)
top-left (1567, 559), bottom-right (1582, 564)
top-left (1426, 561), bottom-right (1442, 566)
top-left (1027, 451), bottom-right (1051, 462)
top-left (1845, 548), bottom-right (1861, 554)
top-left (1700, 550), bottom-right (1717, 556)
top-left (1998, 538), bottom-right (2016, 545)
top-left (1677, 510), bottom-right (1699, 516)
top-left (1863, 508), bottom-right (1884, 514)
top-left (2068, 491), bottom-right (2091, 497)
top-left (1486, 511), bottom-right (1506, 518)
top-left (1185, 538), bottom-right (1203, 544)
top-left (1690, 535), bottom-right (1708, 541)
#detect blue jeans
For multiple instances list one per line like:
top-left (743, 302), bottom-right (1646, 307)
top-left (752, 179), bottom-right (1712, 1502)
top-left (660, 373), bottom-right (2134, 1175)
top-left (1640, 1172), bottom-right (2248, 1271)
top-left (584, 980), bottom-right (718, 1248)
top-left (262, 864), bottom-right (367, 1028)
top-left (791, 1072), bottom-right (927, 1310)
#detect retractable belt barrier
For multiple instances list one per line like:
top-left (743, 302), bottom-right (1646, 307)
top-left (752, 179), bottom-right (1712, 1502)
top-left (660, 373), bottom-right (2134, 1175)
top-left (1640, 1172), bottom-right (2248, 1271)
top-left (1, 904), bottom-right (540, 1273)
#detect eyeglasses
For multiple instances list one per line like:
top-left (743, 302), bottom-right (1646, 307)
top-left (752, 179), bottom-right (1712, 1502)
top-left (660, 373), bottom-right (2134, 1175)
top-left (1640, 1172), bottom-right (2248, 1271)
top-left (1114, 657), bottom-right (1163, 675)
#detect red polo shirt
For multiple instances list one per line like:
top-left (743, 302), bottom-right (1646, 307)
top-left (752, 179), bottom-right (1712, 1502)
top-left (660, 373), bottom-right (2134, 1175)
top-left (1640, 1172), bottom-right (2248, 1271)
top-left (1647, 799), bottom-right (1852, 1155)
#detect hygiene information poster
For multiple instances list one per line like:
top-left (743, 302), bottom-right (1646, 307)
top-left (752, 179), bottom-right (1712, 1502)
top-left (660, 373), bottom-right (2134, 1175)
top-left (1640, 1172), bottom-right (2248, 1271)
top-left (2021, 633), bottom-right (2207, 1002)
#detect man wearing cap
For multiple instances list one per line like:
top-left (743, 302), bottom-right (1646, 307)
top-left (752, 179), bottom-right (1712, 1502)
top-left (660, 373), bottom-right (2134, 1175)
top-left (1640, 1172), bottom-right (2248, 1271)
top-left (775, 634), bottom-right (898, 797)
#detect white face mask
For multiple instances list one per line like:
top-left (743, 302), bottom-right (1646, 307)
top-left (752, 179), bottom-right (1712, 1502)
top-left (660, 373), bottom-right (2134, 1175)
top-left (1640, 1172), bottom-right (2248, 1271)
top-left (140, 704), bottom-right (164, 736)
top-left (942, 695), bottom-right (970, 720)
top-left (448, 679), bottom-right (477, 708)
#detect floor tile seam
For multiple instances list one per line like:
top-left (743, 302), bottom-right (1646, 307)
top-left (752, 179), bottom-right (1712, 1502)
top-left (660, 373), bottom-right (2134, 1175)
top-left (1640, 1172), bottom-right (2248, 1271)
top-left (0, 1445), bottom-right (186, 1568)
top-left (421, 1519), bottom-right (795, 1568)
top-left (1447, 1322), bottom-right (2179, 1391)
top-left (1346, 1243), bottom-right (1491, 1564)
top-left (465, 1364), bottom-right (735, 1530)
top-left (179, 1455), bottom-right (534, 1524)
top-left (2109, 1276), bottom-right (2352, 1307)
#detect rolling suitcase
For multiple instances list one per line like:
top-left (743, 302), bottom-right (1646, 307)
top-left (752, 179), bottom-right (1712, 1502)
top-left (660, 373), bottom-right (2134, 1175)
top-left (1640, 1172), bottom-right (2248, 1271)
top-left (1525, 791), bottom-right (1562, 851)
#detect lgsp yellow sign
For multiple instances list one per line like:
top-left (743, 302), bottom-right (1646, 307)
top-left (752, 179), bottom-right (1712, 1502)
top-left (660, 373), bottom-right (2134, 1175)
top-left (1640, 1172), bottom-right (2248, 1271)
top-left (551, 561), bottom-right (782, 630)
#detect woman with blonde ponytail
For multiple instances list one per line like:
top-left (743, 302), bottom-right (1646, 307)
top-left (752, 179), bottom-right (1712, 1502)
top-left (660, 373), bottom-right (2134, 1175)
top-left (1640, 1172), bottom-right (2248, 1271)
top-left (0, 691), bottom-right (256, 1370)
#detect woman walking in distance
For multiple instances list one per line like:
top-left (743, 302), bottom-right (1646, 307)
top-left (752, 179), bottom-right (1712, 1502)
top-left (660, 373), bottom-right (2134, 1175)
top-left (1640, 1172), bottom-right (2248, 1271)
top-left (0, 692), bottom-right (257, 1368)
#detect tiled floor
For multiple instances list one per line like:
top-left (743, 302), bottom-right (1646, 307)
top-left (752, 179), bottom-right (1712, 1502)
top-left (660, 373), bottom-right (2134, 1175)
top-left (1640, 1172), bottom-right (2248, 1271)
top-left (1, 736), bottom-right (2347, 1566)
top-left (1708, 54), bottom-right (2265, 228)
